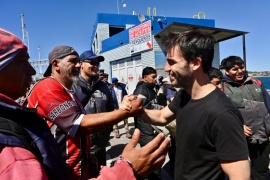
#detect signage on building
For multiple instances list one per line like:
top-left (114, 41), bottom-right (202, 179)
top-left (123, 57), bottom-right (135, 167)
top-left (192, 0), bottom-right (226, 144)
top-left (129, 20), bottom-right (152, 54)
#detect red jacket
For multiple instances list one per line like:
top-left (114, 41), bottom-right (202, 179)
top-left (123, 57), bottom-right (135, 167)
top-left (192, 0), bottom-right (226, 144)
top-left (0, 92), bottom-right (137, 179)
top-left (0, 145), bottom-right (136, 180)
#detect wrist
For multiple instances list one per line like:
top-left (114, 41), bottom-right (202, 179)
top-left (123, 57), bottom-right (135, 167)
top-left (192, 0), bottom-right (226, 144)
top-left (118, 155), bottom-right (141, 180)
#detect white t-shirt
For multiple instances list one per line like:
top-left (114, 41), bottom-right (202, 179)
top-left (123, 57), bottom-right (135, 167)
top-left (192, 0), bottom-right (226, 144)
top-left (113, 86), bottom-right (122, 105)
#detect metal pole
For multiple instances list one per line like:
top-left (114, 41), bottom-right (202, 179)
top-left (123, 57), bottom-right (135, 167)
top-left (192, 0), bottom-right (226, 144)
top-left (122, 0), bottom-right (124, 14)
top-left (117, 0), bottom-right (119, 14)
top-left (242, 34), bottom-right (247, 67)
top-left (37, 46), bottom-right (41, 60)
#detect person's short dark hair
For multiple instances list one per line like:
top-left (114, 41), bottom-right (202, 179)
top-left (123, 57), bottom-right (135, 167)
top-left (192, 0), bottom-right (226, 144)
top-left (221, 56), bottom-right (245, 71)
top-left (208, 67), bottom-right (223, 81)
top-left (103, 73), bottom-right (108, 78)
top-left (161, 30), bottom-right (216, 73)
top-left (142, 67), bottom-right (157, 77)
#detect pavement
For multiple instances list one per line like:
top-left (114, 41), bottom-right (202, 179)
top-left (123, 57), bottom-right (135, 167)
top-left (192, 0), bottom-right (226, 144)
top-left (105, 117), bottom-right (173, 179)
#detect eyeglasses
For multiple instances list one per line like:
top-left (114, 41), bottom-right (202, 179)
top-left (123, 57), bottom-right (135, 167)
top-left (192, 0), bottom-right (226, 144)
top-left (84, 60), bottom-right (100, 67)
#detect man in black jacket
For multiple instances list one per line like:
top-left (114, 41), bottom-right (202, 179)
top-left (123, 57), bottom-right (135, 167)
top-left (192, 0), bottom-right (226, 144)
top-left (72, 50), bottom-right (114, 175)
top-left (133, 66), bottom-right (163, 180)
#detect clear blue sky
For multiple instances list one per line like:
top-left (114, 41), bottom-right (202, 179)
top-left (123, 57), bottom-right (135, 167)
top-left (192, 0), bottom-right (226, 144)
top-left (1, 0), bottom-right (269, 71)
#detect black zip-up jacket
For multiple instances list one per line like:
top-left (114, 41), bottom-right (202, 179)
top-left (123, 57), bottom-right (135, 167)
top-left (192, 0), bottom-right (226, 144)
top-left (133, 81), bottom-right (162, 147)
top-left (72, 75), bottom-right (114, 152)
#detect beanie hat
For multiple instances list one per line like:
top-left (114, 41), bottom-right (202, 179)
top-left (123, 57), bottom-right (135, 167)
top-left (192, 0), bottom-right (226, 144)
top-left (0, 28), bottom-right (27, 72)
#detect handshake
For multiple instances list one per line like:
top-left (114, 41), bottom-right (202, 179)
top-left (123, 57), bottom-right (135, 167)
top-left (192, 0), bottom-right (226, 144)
top-left (119, 94), bottom-right (145, 117)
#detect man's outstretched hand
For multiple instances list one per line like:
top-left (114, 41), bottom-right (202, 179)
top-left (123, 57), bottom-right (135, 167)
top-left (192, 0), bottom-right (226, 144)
top-left (121, 129), bottom-right (170, 179)
top-left (119, 95), bottom-right (143, 116)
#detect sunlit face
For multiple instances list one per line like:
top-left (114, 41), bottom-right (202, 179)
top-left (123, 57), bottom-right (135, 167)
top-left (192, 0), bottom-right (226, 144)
top-left (164, 45), bottom-right (194, 89)
top-left (225, 64), bottom-right (245, 83)
top-left (57, 54), bottom-right (80, 85)
top-left (80, 58), bottom-right (100, 78)
top-left (144, 73), bottom-right (157, 85)
top-left (0, 50), bottom-right (36, 100)
top-left (211, 77), bottom-right (222, 90)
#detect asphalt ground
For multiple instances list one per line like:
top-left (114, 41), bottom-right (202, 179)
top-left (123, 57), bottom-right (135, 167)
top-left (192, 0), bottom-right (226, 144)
top-left (105, 117), bottom-right (137, 167)
top-left (105, 117), bottom-right (172, 179)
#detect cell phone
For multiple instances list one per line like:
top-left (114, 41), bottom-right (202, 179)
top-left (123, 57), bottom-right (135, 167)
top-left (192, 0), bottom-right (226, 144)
top-left (152, 125), bottom-right (171, 138)
top-left (99, 69), bottom-right (104, 74)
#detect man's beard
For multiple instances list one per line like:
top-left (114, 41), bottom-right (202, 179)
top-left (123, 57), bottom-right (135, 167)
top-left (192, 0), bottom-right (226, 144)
top-left (172, 70), bottom-right (194, 89)
top-left (62, 68), bottom-right (79, 86)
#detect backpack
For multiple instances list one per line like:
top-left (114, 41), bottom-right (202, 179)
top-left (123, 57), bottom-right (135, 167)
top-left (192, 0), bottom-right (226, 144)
top-left (0, 104), bottom-right (70, 180)
top-left (0, 117), bottom-right (41, 157)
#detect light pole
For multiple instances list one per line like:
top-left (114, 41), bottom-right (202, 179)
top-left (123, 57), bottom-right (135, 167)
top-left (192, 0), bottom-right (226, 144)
top-left (37, 46), bottom-right (41, 60)
top-left (122, 0), bottom-right (126, 14)
top-left (117, 0), bottom-right (126, 14)
top-left (117, 0), bottom-right (119, 14)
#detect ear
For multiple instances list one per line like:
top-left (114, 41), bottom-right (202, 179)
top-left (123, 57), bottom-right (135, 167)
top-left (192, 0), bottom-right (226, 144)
top-left (51, 59), bottom-right (60, 71)
top-left (191, 57), bottom-right (202, 71)
top-left (225, 69), bottom-right (229, 75)
top-left (79, 61), bottom-right (83, 69)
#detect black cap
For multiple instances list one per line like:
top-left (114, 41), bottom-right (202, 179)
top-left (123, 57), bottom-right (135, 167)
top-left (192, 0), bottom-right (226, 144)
top-left (44, 45), bottom-right (79, 77)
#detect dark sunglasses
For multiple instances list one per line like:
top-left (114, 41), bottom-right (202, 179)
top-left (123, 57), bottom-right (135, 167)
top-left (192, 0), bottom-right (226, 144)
top-left (84, 60), bottom-right (100, 67)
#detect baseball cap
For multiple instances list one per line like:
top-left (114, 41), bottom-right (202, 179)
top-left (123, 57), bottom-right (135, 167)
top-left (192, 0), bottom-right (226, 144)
top-left (44, 45), bottom-right (79, 77)
top-left (79, 50), bottom-right (104, 62)
top-left (0, 28), bottom-right (28, 72)
top-left (112, 77), bottom-right (118, 83)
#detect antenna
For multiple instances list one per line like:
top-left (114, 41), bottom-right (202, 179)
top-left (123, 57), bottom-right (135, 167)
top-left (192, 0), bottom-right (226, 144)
top-left (138, 13), bottom-right (145, 23)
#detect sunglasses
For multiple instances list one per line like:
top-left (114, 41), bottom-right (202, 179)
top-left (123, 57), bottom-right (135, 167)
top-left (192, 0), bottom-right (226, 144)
top-left (84, 60), bottom-right (100, 67)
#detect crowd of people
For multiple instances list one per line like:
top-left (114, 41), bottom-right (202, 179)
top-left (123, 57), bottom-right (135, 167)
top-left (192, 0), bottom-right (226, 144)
top-left (0, 26), bottom-right (270, 180)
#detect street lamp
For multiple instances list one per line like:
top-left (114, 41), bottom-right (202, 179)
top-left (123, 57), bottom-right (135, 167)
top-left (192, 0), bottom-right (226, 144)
top-left (37, 46), bottom-right (41, 60)
top-left (117, 0), bottom-right (119, 14)
top-left (122, 0), bottom-right (126, 14)
top-left (117, 0), bottom-right (126, 14)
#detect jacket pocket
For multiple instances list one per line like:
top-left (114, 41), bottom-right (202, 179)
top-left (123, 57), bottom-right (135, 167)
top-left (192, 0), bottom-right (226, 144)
top-left (229, 93), bottom-right (245, 108)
